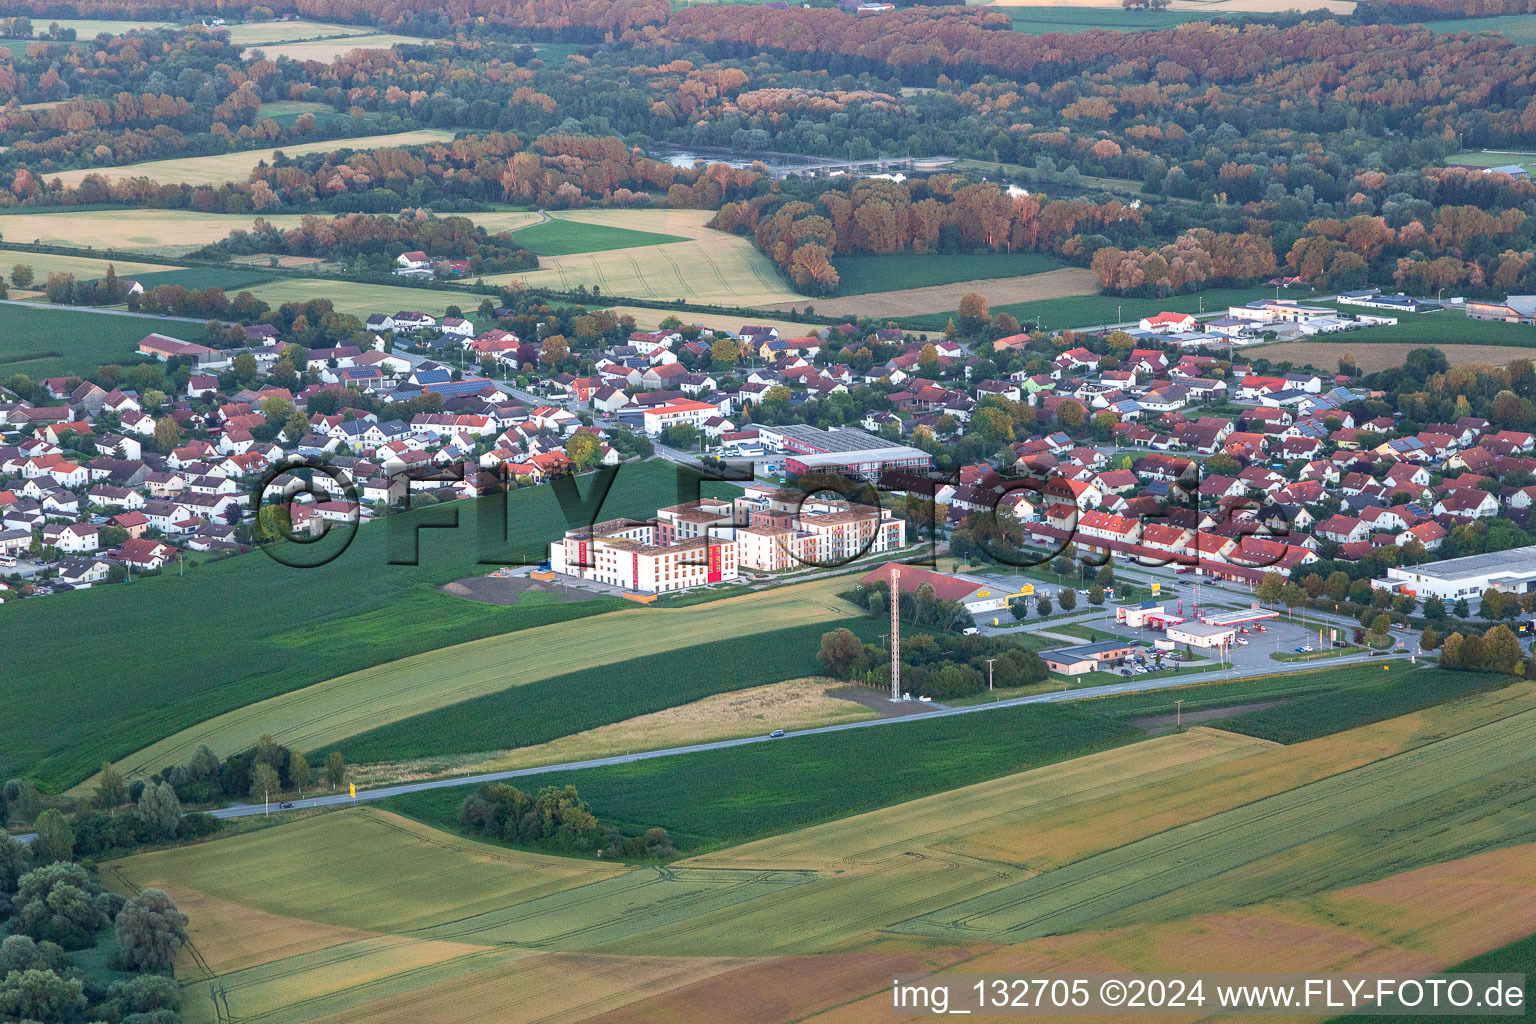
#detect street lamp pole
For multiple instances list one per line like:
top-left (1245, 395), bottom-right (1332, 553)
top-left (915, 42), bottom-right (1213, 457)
top-left (986, 657), bottom-right (996, 691)
top-left (1175, 698), bottom-right (1184, 731)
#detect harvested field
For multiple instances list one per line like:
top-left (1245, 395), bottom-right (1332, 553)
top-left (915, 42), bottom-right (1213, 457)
top-left (485, 209), bottom-right (802, 307)
top-left (222, 20), bottom-right (380, 44)
top-left (11, 210), bottom-right (315, 255)
top-left (809, 844), bottom-right (1536, 1024)
top-left (757, 266), bottom-right (1100, 319)
top-left (1256, 341), bottom-right (1536, 372)
top-left (102, 574), bottom-right (862, 780)
top-left (956, 681), bottom-right (1536, 872)
top-left (47, 130), bottom-right (454, 187)
top-left (897, 700), bottom-right (1536, 941)
top-left (0, 251), bottom-right (173, 281)
top-left (241, 278), bottom-right (481, 319)
top-left (350, 678), bottom-right (880, 788)
top-left (245, 33), bottom-right (426, 61)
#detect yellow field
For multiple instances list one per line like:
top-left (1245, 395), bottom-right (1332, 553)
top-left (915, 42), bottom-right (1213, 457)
top-left (47, 129), bottom-right (454, 188)
top-left (484, 209), bottom-right (804, 307)
top-left (348, 677), bottom-right (880, 788)
top-left (240, 278), bottom-right (478, 319)
top-left (101, 700), bottom-right (1536, 1023)
top-left (6, 210), bottom-right (318, 255)
top-left (221, 20), bottom-right (381, 45)
top-left (760, 266), bottom-right (1101, 319)
top-left (93, 576), bottom-right (862, 786)
top-left (0, 251), bottom-right (174, 282)
top-left (1257, 341), bottom-right (1536, 371)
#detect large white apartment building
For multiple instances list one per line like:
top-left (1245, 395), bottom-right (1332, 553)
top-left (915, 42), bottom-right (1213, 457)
top-left (547, 483), bottom-right (906, 593)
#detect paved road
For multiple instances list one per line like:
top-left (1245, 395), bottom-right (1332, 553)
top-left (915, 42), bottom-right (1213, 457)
top-left (0, 297), bottom-right (227, 326)
top-left (202, 644), bottom-right (1415, 823)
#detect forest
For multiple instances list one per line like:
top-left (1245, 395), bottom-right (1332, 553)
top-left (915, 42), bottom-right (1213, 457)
top-left (0, 0), bottom-right (1531, 296)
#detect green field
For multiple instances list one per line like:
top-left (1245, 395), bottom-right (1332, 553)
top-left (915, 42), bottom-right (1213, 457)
top-left (0, 302), bottom-right (164, 377)
top-left (386, 702), bottom-right (1141, 851)
top-left (1084, 661), bottom-right (1414, 719)
top-left (5, 461), bottom-right (743, 790)
top-left (510, 217), bottom-right (688, 257)
top-left (1315, 306), bottom-right (1536, 347)
top-left (334, 616), bottom-right (885, 764)
top-left (830, 251), bottom-right (1065, 296)
top-left (1333, 931), bottom-right (1536, 1024)
top-left (900, 285), bottom-right (1280, 332)
top-left (896, 702), bottom-right (1536, 941)
top-left (1219, 667), bottom-right (1511, 743)
top-left (128, 266), bottom-right (276, 291)
top-left (1427, 14), bottom-right (1536, 46)
top-left (1001, 7), bottom-right (1221, 33)
top-left (102, 572), bottom-right (858, 790)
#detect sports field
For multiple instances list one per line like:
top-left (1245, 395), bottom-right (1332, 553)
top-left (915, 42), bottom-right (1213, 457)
top-left (47, 129), bottom-right (455, 188)
top-left (96, 574), bottom-right (862, 786)
top-left (486, 209), bottom-right (803, 306)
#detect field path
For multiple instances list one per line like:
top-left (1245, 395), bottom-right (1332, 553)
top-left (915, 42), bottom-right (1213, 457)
top-left (94, 576), bottom-right (861, 786)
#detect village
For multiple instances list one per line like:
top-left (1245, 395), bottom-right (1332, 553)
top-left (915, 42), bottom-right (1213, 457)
top-left (1, 266), bottom-right (1534, 609)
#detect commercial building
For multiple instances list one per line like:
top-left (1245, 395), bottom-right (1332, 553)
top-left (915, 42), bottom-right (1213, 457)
top-left (754, 424), bottom-right (932, 480)
top-left (549, 483), bottom-right (906, 592)
top-left (1040, 639), bottom-right (1139, 676)
top-left (549, 518), bottom-right (738, 594)
top-left (1374, 545), bottom-right (1536, 602)
top-left (1466, 296), bottom-right (1536, 325)
top-left (860, 562), bottom-right (1028, 615)
top-left (1165, 621), bottom-right (1237, 649)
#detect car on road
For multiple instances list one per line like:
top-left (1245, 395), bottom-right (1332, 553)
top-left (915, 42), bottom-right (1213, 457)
top-left (769, 729), bottom-right (785, 738)
top-left (1236, 637), bottom-right (1248, 645)
top-left (1332, 640), bottom-right (1347, 648)
top-left (279, 802), bottom-right (294, 809)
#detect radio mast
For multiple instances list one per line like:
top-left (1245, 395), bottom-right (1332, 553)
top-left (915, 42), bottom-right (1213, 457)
top-left (890, 567), bottom-right (901, 701)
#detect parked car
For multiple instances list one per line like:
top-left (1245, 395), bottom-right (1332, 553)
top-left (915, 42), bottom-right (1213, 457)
top-left (1295, 645), bottom-right (1308, 653)
top-left (1236, 638), bottom-right (1249, 645)
top-left (962, 627), bottom-right (979, 636)
top-left (1175, 567), bottom-right (1193, 575)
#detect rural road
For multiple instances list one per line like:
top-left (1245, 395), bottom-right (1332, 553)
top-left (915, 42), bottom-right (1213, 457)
top-left (204, 648), bottom-right (1412, 822)
top-left (0, 297), bottom-right (226, 326)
